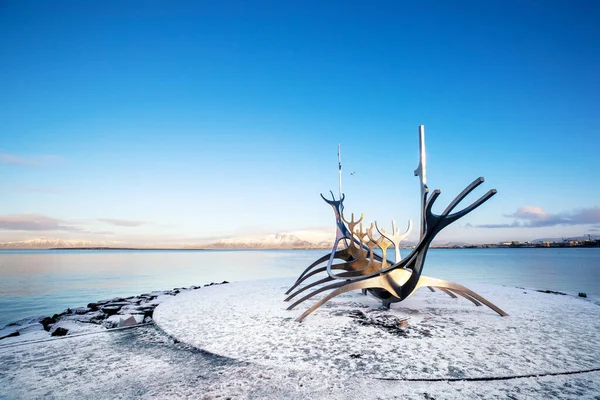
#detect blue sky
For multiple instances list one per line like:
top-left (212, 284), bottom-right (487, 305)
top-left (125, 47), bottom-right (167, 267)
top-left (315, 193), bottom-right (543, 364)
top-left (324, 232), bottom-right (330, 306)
top-left (1, 0), bottom-right (599, 245)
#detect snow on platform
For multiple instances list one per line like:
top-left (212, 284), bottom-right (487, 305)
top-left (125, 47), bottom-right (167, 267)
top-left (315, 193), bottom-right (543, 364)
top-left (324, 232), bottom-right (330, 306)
top-left (155, 278), bottom-right (600, 381)
top-left (2, 279), bottom-right (600, 399)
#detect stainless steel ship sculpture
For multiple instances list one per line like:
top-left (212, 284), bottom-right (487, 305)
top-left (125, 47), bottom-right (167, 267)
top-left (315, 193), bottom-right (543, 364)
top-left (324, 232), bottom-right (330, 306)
top-left (286, 125), bottom-right (508, 322)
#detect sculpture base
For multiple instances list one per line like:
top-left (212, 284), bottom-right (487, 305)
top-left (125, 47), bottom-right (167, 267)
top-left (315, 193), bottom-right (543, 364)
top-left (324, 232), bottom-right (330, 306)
top-left (155, 278), bottom-right (600, 381)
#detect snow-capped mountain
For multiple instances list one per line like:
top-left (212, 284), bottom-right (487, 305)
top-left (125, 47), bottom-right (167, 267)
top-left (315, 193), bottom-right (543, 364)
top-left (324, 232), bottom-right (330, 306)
top-left (0, 238), bottom-right (120, 249)
top-left (201, 233), bottom-right (332, 249)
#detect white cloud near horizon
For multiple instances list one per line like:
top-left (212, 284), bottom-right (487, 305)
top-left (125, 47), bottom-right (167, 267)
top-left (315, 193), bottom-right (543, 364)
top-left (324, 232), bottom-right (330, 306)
top-left (97, 218), bottom-right (148, 227)
top-left (0, 214), bottom-right (82, 232)
top-left (477, 205), bottom-right (600, 228)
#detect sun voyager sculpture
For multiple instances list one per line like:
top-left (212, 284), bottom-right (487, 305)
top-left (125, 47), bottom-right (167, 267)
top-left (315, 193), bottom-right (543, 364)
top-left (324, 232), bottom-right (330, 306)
top-left (286, 125), bottom-right (508, 322)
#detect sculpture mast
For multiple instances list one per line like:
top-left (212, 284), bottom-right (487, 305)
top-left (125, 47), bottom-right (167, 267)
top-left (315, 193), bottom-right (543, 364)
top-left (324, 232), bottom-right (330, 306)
top-left (413, 125), bottom-right (429, 238)
top-left (338, 144), bottom-right (343, 201)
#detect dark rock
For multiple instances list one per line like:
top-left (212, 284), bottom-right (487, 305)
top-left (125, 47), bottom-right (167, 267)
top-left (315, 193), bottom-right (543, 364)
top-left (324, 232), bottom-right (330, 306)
top-left (72, 307), bottom-right (91, 315)
top-left (89, 313), bottom-right (107, 323)
top-left (101, 305), bottom-right (123, 315)
top-left (40, 316), bottom-right (56, 331)
top-left (52, 310), bottom-right (68, 319)
top-left (106, 301), bottom-right (132, 307)
top-left (221, 280), bottom-right (229, 284)
top-left (579, 292), bottom-right (587, 298)
top-left (133, 306), bottom-right (155, 318)
top-left (349, 353), bottom-right (362, 359)
top-left (87, 302), bottom-right (100, 311)
top-left (51, 327), bottom-right (69, 337)
top-left (536, 289), bottom-right (567, 295)
top-left (0, 331), bottom-right (19, 340)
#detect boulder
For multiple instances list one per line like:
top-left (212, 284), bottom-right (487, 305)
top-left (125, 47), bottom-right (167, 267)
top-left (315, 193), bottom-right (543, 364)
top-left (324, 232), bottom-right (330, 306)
top-left (101, 305), bottom-right (123, 315)
top-left (579, 292), bottom-right (587, 298)
top-left (0, 331), bottom-right (19, 340)
top-left (133, 306), bottom-right (155, 318)
top-left (89, 312), bottom-right (107, 323)
top-left (51, 327), bottom-right (69, 337)
top-left (103, 315), bottom-right (122, 329)
top-left (117, 314), bottom-right (144, 328)
top-left (118, 316), bottom-right (137, 328)
top-left (40, 316), bottom-right (56, 331)
top-left (73, 310), bottom-right (106, 324)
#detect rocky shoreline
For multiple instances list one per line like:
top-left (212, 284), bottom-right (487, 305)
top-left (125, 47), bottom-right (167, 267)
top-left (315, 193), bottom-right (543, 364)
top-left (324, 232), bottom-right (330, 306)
top-left (0, 281), bottom-right (229, 343)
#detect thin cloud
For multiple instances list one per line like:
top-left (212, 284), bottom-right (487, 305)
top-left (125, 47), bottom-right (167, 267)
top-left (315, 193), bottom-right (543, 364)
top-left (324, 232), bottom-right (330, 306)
top-left (0, 214), bottom-right (82, 232)
top-left (98, 218), bottom-right (147, 227)
top-left (0, 152), bottom-right (62, 167)
top-left (478, 205), bottom-right (600, 228)
top-left (477, 221), bottom-right (522, 229)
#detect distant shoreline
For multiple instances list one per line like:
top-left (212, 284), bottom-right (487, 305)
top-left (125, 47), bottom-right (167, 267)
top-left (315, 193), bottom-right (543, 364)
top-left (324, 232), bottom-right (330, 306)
top-left (0, 246), bottom-right (598, 251)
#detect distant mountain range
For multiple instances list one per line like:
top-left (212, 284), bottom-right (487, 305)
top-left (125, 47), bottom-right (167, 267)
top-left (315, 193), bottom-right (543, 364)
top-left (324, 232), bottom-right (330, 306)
top-left (0, 234), bottom-right (333, 250)
top-left (192, 233), bottom-right (332, 250)
top-left (0, 238), bottom-right (120, 249)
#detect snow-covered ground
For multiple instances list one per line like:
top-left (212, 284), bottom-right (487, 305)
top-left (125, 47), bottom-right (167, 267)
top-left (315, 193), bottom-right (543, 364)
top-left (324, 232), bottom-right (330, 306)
top-left (154, 278), bottom-right (600, 380)
top-left (1, 278), bottom-right (599, 399)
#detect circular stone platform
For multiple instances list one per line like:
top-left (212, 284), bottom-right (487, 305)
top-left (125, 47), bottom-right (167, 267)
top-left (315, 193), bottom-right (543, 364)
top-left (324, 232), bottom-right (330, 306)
top-left (154, 278), bottom-right (600, 380)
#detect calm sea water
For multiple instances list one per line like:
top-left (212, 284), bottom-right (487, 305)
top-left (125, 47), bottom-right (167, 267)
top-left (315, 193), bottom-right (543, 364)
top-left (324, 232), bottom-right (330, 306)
top-left (0, 248), bottom-right (599, 328)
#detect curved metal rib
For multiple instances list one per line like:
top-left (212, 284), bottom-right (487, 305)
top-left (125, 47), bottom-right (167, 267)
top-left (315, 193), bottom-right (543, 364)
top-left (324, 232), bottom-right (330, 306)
top-left (287, 249), bottom-right (355, 294)
top-left (285, 276), bottom-right (334, 302)
top-left (415, 276), bottom-right (507, 316)
top-left (287, 278), bottom-right (352, 311)
top-left (435, 287), bottom-right (457, 298)
top-left (446, 288), bottom-right (481, 306)
top-left (286, 265), bottom-right (350, 297)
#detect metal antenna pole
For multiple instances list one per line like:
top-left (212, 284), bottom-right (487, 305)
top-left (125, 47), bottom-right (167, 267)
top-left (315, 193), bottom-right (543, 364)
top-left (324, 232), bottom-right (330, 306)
top-left (414, 125), bottom-right (428, 238)
top-left (338, 144), bottom-right (343, 199)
